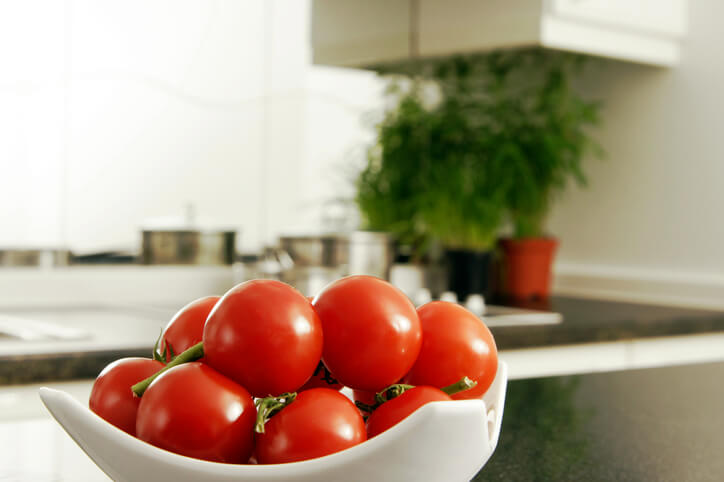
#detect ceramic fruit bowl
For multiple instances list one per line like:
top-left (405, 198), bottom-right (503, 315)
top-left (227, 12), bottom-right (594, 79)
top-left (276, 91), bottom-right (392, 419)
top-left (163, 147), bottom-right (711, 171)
top-left (40, 362), bottom-right (507, 482)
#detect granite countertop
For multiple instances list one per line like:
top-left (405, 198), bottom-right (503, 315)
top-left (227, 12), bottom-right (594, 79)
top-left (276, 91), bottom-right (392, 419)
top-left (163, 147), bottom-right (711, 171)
top-left (0, 305), bottom-right (174, 385)
top-left (3, 361), bottom-right (721, 480)
top-left (475, 360), bottom-right (724, 481)
top-left (2, 296), bottom-right (724, 385)
top-left (489, 296), bottom-right (724, 349)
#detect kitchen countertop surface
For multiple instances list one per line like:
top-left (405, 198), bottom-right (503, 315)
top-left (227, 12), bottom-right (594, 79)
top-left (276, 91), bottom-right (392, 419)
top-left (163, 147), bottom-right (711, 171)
top-left (2, 360), bottom-right (722, 480)
top-left (0, 305), bottom-right (176, 384)
top-left (474, 360), bottom-right (724, 481)
top-left (489, 296), bottom-right (724, 349)
top-left (2, 296), bottom-right (724, 384)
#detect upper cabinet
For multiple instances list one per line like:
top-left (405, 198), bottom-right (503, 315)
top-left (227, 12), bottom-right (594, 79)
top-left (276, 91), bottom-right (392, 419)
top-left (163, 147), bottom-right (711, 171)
top-left (311, 0), bottom-right (688, 69)
top-left (311, 0), bottom-right (412, 67)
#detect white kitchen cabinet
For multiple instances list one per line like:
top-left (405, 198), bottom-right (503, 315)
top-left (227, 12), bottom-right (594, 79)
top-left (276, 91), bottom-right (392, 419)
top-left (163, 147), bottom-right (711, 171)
top-left (311, 0), bottom-right (411, 67)
top-left (311, 0), bottom-right (687, 68)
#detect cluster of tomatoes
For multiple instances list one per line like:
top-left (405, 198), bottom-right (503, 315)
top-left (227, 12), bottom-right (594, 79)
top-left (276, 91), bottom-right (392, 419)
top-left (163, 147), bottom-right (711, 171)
top-left (88, 275), bottom-right (498, 465)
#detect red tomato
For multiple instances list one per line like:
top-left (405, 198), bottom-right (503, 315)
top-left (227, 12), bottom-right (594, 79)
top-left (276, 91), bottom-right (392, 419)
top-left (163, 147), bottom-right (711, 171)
top-left (203, 280), bottom-right (323, 397)
top-left (297, 299), bottom-right (342, 391)
top-left (365, 386), bottom-right (451, 437)
top-left (403, 301), bottom-right (498, 399)
top-left (159, 295), bottom-right (219, 361)
top-left (299, 361), bottom-right (343, 391)
top-left (89, 357), bottom-right (164, 436)
top-left (136, 362), bottom-right (255, 464)
top-left (256, 388), bottom-right (366, 464)
top-left (313, 276), bottom-right (421, 391)
top-left (352, 388), bottom-right (377, 407)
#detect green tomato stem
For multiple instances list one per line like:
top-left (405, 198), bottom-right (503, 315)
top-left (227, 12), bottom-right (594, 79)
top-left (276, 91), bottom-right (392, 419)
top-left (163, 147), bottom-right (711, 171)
top-left (440, 376), bottom-right (477, 396)
top-left (354, 400), bottom-right (378, 415)
top-left (254, 392), bottom-right (297, 434)
top-left (131, 341), bottom-right (205, 397)
top-left (375, 383), bottom-right (415, 405)
top-left (356, 376), bottom-right (477, 416)
top-left (355, 382), bottom-right (416, 417)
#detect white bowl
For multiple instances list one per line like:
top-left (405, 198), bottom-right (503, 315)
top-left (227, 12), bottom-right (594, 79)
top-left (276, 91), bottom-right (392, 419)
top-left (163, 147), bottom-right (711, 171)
top-left (40, 362), bottom-right (507, 482)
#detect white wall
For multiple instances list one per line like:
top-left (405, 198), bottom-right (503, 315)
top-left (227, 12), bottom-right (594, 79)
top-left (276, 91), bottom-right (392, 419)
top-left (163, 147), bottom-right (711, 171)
top-left (300, 66), bottom-right (384, 231)
top-left (0, 0), bottom-right (272, 251)
top-left (548, 0), bottom-right (724, 307)
top-left (0, 0), bottom-right (375, 253)
top-left (0, 0), bottom-right (68, 248)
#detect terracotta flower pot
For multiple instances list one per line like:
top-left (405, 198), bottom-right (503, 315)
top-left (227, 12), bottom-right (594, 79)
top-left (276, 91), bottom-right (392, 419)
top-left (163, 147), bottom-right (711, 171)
top-left (499, 238), bottom-right (558, 300)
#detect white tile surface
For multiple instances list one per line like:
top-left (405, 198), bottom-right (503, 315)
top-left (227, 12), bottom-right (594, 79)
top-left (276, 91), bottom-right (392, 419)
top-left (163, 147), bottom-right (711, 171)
top-left (0, 380), bottom-right (108, 481)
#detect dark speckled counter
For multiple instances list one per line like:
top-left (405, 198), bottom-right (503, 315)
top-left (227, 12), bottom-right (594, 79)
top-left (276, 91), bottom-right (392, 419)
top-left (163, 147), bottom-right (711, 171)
top-left (0, 304), bottom-right (173, 385)
top-left (474, 361), bottom-right (724, 481)
top-left (2, 296), bottom-right (724, 385)
top-left (490, 296), bottom-right (724, 349)
top-left (0, 348), bottom-right (150, 384)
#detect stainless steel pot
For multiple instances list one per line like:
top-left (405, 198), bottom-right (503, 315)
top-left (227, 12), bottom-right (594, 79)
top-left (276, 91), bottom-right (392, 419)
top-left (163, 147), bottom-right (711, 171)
top-left (279, 231), bottom-right (394, 279)
top-left (0, 248), bottom-right (71, 268)
top-left (141, 230), bottom-right (236, 265)
top-left (279, 235), bottom-right (339, 268)
top-left (338, 231), bottom-right (395, 279)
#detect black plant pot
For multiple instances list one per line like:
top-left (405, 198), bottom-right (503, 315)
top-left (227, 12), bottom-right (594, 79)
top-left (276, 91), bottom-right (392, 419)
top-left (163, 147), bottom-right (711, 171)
top-left (445, 249), bottom-right (494, 301)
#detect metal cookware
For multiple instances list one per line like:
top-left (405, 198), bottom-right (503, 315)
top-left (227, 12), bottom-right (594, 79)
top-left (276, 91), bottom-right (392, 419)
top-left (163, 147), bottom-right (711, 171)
top-left (141, 230), bottom-right (236, 265)
top-left (0, 248), bottom-right (71, 268)
top-left (279, 231), bottom-right (394, 279)
top-left (338, 230), bottom-right (394, 279)
top-left (279, 235), bottom-right (339, 268)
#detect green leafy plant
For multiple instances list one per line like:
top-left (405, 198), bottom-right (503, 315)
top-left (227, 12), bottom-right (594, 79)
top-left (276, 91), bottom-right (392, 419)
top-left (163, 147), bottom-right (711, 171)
top-left (356, 83), bottom-right (506, 255)
top-left (463, 50), bottom-right (603, 239)
top-left (356, 48), bottom-right (602, 253)
top-left (355, 85), bottom-right (435, 254)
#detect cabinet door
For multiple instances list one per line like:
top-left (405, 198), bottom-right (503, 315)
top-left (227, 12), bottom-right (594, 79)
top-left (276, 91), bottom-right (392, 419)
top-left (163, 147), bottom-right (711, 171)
top-left (550, 0), bottom-right (686, 36)
top-left (311, 0), bottom-right (411, 67)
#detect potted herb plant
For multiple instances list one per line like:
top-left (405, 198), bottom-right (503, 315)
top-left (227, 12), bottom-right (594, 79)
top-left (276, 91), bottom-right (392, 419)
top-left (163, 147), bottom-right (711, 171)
top-left (486, 51), bottom-right (602, 299)
top-left (355, 84), bottom-right (432, 260)
top-left (357, 49), bottom-right (601, 300)
top-left (418, 97), bottom-right (508, 301)
top-left (356, 79), bottom-right (507, 300)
